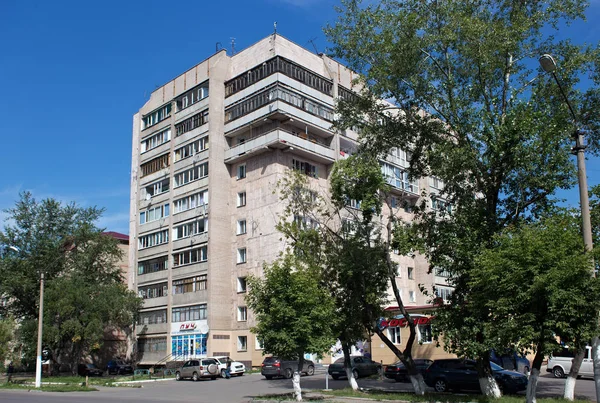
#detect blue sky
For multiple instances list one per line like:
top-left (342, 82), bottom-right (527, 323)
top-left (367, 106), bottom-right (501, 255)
top-left (0, 0), bottom-right (599, 235)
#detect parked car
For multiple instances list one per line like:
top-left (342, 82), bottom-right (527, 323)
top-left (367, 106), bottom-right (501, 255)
top-left (547, 345), bottom-right (593, 379)
top-left (175, 358), bottom-right (220, 381)
top-left (106, 360), bottom-right (134, 375)
top-left (328, 356), bottom-right (382, 380)
top-left (261, 357), bottom-right (315, 379)
top-left (424, 359), bottom-right (528, 394)
top-left (78, 363), bottom-right (103, 377)
top-left (384, 359), bottom-right (432, 382)
top-left (209, 356), bottom-right (246, 377)
top-left (490, 349), bottom-right (531, 374)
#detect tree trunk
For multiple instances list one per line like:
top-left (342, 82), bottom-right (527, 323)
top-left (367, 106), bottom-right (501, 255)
top-left (592, 336), bottom-right (600, 403)
top-left (294, 351), bottom-right (304, 401)
top-left (564, 348), bottom-right (585, 400)
top-left (409, 373), bottom-right (426, 395)
top-left (477, 354), bottom-right (501, 398)
top-left (342, 342), bottom-right (358, 390)
top-left (526, 342), bottom-right (545, 403)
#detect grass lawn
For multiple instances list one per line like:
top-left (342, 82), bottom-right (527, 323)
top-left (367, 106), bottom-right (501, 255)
top-left (321, 388), bottom-right (589, 403)
top-left (0, 381), bottom-right (97, 392)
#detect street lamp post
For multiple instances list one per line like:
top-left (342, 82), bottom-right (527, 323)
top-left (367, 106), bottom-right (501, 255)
top-left (2, 245), bottom-right (44, 388)
top-left (539, 53), bottom-right (598, 403)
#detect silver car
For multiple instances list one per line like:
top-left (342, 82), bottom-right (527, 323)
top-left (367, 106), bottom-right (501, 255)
top-left (547, 346), bottom-right (593, 378)
top-left (175, 358), bottom-right (219, 381)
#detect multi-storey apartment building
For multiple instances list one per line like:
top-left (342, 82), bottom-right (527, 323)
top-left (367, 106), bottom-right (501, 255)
top-left (130, 34), bottom-right (452, 368)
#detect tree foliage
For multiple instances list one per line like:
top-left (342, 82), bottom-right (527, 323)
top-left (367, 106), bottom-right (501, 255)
top-left (327, 0), bottom-right (600, 395)
top-left (0, 192), bottom-right (142, 373)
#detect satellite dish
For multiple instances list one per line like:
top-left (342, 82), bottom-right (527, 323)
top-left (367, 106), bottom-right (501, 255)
top-left (199, 323), bottom-right (209, 334)
top-left (145, 193), bottom-right (152, 201)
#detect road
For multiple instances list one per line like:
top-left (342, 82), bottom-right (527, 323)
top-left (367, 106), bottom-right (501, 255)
top-left (0, 368), bottom-right (596, 403)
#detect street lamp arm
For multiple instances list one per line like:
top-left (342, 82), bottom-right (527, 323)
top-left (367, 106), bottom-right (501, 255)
top-left (550, 71), bottom-right (579, 123)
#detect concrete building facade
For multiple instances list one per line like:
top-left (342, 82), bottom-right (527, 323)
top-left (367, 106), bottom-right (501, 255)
top-left (130, 34), bottom-right (452, 368)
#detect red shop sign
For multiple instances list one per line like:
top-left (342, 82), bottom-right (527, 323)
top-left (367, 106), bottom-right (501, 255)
top-left (379, 316), bottom-right (434, 329)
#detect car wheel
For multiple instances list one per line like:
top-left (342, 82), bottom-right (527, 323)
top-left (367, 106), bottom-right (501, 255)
top-left (284, 368), bottom-right (293, 379)
top-left (221, 369), bottom-right (227, 378)
top-left (553, 367), bottom-right (565, 378)
top-left (434, 378), bottom-right (448, 393)
top-left (265, 375), bottom-right (273, 380)
top-left (307, 365), bottom-right (315, 376)
top-left (211, 376), bottom-right (216, 380)
top-left (192, 372), bottom-right (199, 381)
top-left (175, 372), bottom-right (181, 381)
top-left (352, 369), bottom-right (359, 379)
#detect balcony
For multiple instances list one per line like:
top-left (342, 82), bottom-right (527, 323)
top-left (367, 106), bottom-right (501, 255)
top-left (225, 127), bottom-right (336, 165)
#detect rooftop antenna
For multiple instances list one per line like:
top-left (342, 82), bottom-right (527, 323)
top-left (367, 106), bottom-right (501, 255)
top-left (230, 38), bottom-right (236, 55)
top-left (274, 22), bottom-right (277, 34)
top-left (308, 37), bottom-right (319, 54)
top-left (216, 42), bottom-right (222, 52)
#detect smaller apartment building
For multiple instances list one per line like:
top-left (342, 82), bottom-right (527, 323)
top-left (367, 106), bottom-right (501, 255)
top-left (130, 34), bottom-right (454, 368)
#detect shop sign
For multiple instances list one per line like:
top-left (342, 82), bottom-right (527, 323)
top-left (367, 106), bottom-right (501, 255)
top-left (179, 322), bottom-right (197, 331)
top-left (378, 315), bottom-right (434, 329)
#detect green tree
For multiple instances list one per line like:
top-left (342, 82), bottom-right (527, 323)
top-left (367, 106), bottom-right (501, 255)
top-left (327, 0), bottom-right (600, 397)
top-left (0, 192), bottom-right (142, 374)
top-left (471, 213), bottom-right (600, 403)
top-left (0, 317), bottom-right (16, 364)
top-left (246, 254), bottom-right (337, 401)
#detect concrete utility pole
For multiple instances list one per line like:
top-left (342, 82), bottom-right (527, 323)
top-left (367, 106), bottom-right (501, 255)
top-left (539, 53), bottom-right (598, 403)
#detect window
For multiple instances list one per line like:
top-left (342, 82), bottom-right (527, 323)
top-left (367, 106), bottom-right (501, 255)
top-left (237, 336), bottom-right (247, 351)
top-left (145, 178), bottom-right (169, 198)
top-left (138, 256), bottom-right (168, 275)
top-left (237, 219), bottom-right (247, 235)
top-left (435, 267), bottom-right (451, 278)
top-left (173, 245), bottom-right (208, 267)
top-left (174, 136), bottom-right (209, 162)
top-left (138, 309), bottom-right (167, 325)
top-left (138, 337), bottom-right (167, 352)
top-left (173, 190), bottom-right (208, 214)
top-left (408, 267), bottom-right (414, 280)
top-left (237, 192), bottom-right (246, 207)
top-left (237, 164), bottom-right (246, 179)
top-left (388, 326), bottom-right (401, 344)
top-left (141, 128), bottom-right (171, 153)
top-left (409, 290), bottom-right (416, 303)
top-left (255, 336), bottom-right (263, 350)
top-left (292, 158), bottom-right (318, 178)
top-left (138, 230), bottom-right (169, 250)
top-left (141, 153), bottom-right (170, 177)
top-left (341, 219), bottom-right (357, 235)
top-left (435, 287), bottom-right (453, 303)
top-left (347, 198), bottom-right (362, 209)
top-left (175, 109), bottom-right (209, 136)
top-left (176, 81), bottom-right (209, 111)
top-left (173, 275), bottom-right (207, 294)
top-left (173, 218), bottom-right (208, 240)
top-left (172, 304), bottom-right (207, 322)
top-left (380, 162), bottom-right (419, 194)
top-left (140, 203), bottom-right (169, 225)
top-left (237, 306), bottom-right (247, 322)
top-left (237, 248), bottom-right (247, 264)
top-left (174, 162), bottom-right (209, 187)
top-left (142, 103), bottom-right (172, 130)
top-left (418, 323), bottom-right (433, 344)
top-left (237, 277), bottom-right (247, 293)
top-left (293, 215), bottom-right (318, 230)
top-left (138, 282), bottom-right (168, 299)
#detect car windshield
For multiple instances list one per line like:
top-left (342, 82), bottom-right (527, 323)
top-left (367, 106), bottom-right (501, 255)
top-left (334, 358), bottom-right (345, 364)
top-left (263, 357), bottom-right (278, 364)
top-left (491, 362), bottom-right (504, 371)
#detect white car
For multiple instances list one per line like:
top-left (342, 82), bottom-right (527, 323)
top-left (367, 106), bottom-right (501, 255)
top-left (209, 356), bottom-right (246, 377)
top-left (547, 345), bottom-right (593, 378)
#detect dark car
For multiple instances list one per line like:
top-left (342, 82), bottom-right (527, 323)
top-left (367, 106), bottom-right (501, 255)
top-left (384, 359), bottom-right (432, 382)
top-left (328, 356), bottom-right (382, 380)
top-left (78, 363), bottom-right (103, 377)
top-left (261, 357), bottom-right (315, 380)
top-left (490, 349), bottom-right (531, 374)
top-left (106, 359), bottom-right (134, 375)
top-left (424, 359), bottom-right (528, 394)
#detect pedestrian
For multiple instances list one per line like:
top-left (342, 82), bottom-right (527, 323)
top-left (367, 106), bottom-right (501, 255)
top-left (225, 358), bottom-right (232, 379)
top-left (7, 362), bottom-right (14, 383)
